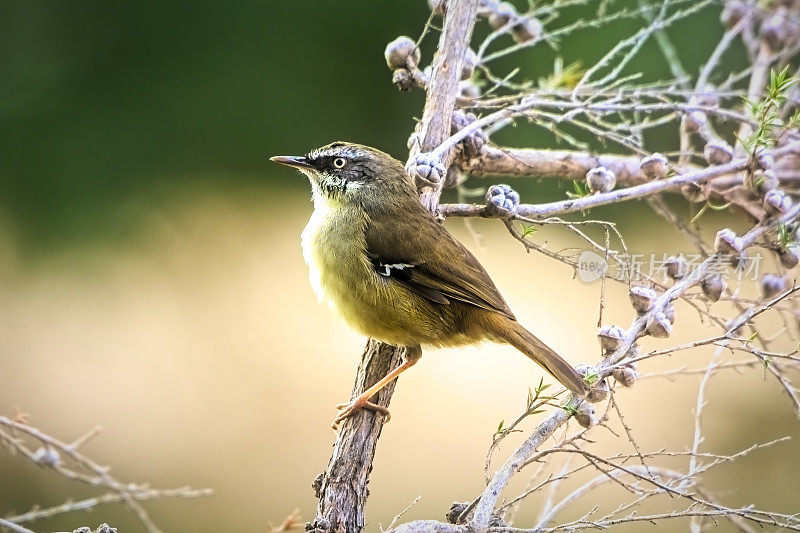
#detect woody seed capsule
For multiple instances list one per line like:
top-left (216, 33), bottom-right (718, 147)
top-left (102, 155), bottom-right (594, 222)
top-left (704, 141), bottom-right (734, 165)
top-left (629, 286), bottom-right (657, 314)
top-left (640, 153), bottom-right (668, 180)
top-left (597, 325), bottom-right (625, 352)
top-left (586, 166), bottom-right (616, 193)
top-left (385, 36), bottom-right (420, 70)
top-left (701, 275), bottom-right (726, 302)
top-left (761, 274), bottom-right (786, 299)
top-left (779, 244), bottom-right (800, 269)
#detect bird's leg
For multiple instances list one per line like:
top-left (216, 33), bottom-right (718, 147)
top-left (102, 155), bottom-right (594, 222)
top-left (332, 345), bottom-right (422, 430)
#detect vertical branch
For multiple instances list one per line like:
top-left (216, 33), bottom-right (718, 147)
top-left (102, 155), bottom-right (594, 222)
top-left (310, 341), bottom-right (406, 533)
top-left (410, 0), bottom-right (480, 212)
top-left (311, 4), bottom-right (479, 532)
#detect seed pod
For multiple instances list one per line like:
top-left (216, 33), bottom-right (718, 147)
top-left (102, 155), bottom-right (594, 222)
top-left (385, 36), bottom-right (420, 70)
top-left (629, 286), bottom-right (657, 314)
top-left (682, 110), bottom-right (707, 134)
top-left (761, 274), bottom-right (786, 299)
top-left (459, 80), bottom-right (481, 99)
top-left (745, 169), bottom-right (778, 196)
top-left (586, 379), bottom-right (610, 403)
top-left (461, 48), bottom-right (478, 81)
top-left (721, 0), bottom-right (747, 29)
top-left (755, 149), bottom-right (775, 170)
top-left (512, 18), bottom-right (543, 43)
top-left (488, 2), bottom-right (516, 30)
top-left (704, 141), bottom-right (734, 165)
top-left (779, 244), bottom-right (800, 269)
top-left (714, 228), bottom-right (743, 255)
top-left (764, 189), bottom-right (792, 217)
top-left (586, 166), bottom-right (616, 193)
top-left (761, 14), bottom-right (788, 50)
top-left (485, 184), bottom-right (520, 218)
top-left (573, 400), bottom-right (597, 428)
top-left (681, 182), bottom-right (706, 203)
top-left (640, 153), bottom-right (669, 180)
top-left (701, 275), bottom-right (726, 302)
top-left (408, 153), bottom-right (445, 187)
top-left (392, 69), bottom-right (414, 91)
top-left (665, 255), bottom-right (687, 280)
top-left (646, 312), bottom-right (673, 338)
top-left (33, 446), bottom-right (61, 467)
top-left (612, 364), bottom-right (638, 387)
top-left (597, 325), bottom-right (625, 352)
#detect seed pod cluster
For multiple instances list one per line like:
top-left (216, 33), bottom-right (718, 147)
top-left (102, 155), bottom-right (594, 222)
top-left (701, 275), bottom-right (726, 302)
top-left (681, 183), bottom-right (706, 203)
top-left (460, 48), bottom-right (478, 81)
top-left (451, 111), bottom-right (486, 159)
top-left (586, 379), bottom-right (610, 403)
top-left (714, 228), bottom-right (743, 255)
top-left (704, 141), bottom-right (734, 166)
top-left (764, 189), bottom-right (792, 217)
top-left (646, 312), bottom-right (673, 338)
top-left (573, 399), bottom-right (598, 428)
top-left (665, 255), bottom-right (687, 281)
top-left (407, 153), bottom-right (445, 188)
top-left (612, 363), bottom-right (638, 387)
top-left (630, 286), bottom-right (657, 314)
top-left (761, 274), bottom-right (786, 299)
top-left (682, 110), bottom-right (707, 134)
top-left (779, 244), bottom-right (800, 269)
top-left (640, 153), bottom-right (669, 180)
top-left (597, 325), bottom-right (625, 352)
top-left (487, 2), bottom-right (543, 44)
top-left (485, 184), bottom-right (520, 219)
top-left (385, 36), bottom-right (421, 91)
top-left (721, 0), bottom-right (747, 29)
top-left (33, 446), bottom-right (62, 467)
top-left (586, 166), bottom-right (616, 193)
top-left (385, 36), bottom-right (420, 70)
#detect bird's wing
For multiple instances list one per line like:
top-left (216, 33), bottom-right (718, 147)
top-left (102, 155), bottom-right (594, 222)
top-left (365, 210), bottom-right (516, 320)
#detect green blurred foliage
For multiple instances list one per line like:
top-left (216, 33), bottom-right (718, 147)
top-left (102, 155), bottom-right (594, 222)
top-left (0, 1), bottom-right (727, 255)
top-left (0, 1), bottom-right (427, 253)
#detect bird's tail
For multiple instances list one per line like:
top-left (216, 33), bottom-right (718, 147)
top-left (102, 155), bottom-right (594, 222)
top-left (496, 319), bottom-right (588, 396)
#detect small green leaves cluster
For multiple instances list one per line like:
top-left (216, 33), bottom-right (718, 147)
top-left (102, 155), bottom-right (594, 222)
top-left (538, 57), bottom-right (584, 91)
top-left (743, 67), bottom-right (798, 153)
top-left (566, 180), bottom-right (592, 199)
top-left (778, 222), bottom-right (799, 249)
top-left (493, 379), bottom-right (553, 438)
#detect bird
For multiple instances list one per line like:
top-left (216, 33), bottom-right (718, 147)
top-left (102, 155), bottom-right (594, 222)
top-left (270, 142), bottom-right (587, 429)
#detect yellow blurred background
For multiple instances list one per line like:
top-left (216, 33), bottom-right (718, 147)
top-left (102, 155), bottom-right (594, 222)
top-left (1, 184), bottom-right (798, 531)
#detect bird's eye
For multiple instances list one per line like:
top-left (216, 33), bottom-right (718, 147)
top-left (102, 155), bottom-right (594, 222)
top-left (333, 157), bottom-right (346, 169)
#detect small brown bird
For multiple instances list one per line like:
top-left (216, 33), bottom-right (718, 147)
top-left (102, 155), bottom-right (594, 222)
top-left (271, 142), bottom-right (587, 428)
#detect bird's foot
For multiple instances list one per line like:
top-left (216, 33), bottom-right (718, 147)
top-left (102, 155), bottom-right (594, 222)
top-left (332, 397), bottom-right (391, 430)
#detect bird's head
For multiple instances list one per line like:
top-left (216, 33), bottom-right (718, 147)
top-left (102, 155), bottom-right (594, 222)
top-left (270, 142), bottom-right (416, 211)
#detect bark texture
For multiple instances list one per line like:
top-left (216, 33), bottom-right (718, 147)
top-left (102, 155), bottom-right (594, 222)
top-left (307, 341), bottom-right (406, 533)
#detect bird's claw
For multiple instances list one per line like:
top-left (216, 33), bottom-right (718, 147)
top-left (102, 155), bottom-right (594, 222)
top-left (331, 398), bottom-right (391, 430)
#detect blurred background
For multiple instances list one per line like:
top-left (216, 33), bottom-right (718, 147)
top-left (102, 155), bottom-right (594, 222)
top-left (1, 1), bottom-right (798, 532)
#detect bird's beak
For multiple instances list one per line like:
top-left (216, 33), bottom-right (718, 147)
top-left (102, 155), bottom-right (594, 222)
top-left (269, 155), bottom-right (312, 170)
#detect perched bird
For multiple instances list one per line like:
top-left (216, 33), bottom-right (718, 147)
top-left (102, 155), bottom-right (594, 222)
top-left (271, 142), bottom-right (587, 428)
